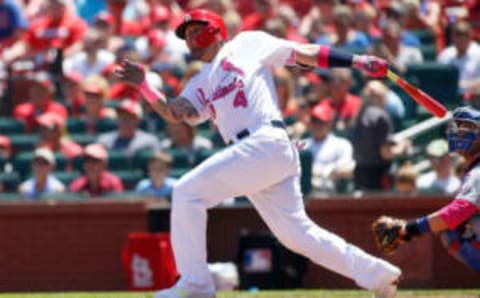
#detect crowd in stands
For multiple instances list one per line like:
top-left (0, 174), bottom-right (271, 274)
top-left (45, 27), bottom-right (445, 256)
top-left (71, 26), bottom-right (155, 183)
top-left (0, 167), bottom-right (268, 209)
top-left (0, 0), bottom-right (479, 201)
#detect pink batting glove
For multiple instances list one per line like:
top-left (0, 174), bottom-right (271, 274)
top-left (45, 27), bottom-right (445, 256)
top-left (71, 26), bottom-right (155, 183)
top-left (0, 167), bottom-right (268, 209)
top-left (355, 55), bottom-right (388, 78)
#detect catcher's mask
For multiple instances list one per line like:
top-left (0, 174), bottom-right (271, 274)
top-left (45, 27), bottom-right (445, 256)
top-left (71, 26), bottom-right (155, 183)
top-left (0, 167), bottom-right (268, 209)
top-left (447, 106), bottom-right (480, 153)
top-left (175, 9), bottom-right (227, 49)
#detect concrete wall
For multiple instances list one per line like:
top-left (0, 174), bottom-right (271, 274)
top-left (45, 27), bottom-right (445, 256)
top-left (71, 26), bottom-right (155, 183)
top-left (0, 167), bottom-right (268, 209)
top-left (1, 196), bottom-right (479, 291)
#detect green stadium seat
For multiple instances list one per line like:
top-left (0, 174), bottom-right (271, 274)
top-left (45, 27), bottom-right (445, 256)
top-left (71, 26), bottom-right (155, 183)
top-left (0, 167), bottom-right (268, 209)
top-left (197, 129), bottom-right (216, 140)
top-left (13, 151), bottom-right (67, 178)
top-left (107, 150), bottom-right (132, 170)
top-left (299, 149), bottom-right (312, 196)
top-left (104, 100), bottom-right (122, 109)
top-left (66, 118), bottom-right (87, 133)
top-left (113, 169), bottom-right (144, 190)
top-left (405, 63), bottom-right (459, 105)
top-left (0, 156), bottom-right (8, 170)
top-left (0, 192), bottom-right (21, 201)
top-left (170, 167), bottom-right (189, 179)
top-left (411, 29), bottom-right (436, 45)
top-left (195, 148), bottom-right (218, 164)
top-left (95, 119), bottom-right (118, 133)
top-left (54, 170), bottom-right (81, 186)
top-left (132, 150), bottom-right (154, 172)
top-left (9, 134), bottom-right (38, 152)
top-left (0, 118), bottom-right (25, 134)
top-left (0, 172), bottom-right (20, 192)
top-left (70, 133), bottom-right (96, 146)
top-left (166, 148), bottom-right (192, 168)
top-left (420, 44), bottom-right (437, 61)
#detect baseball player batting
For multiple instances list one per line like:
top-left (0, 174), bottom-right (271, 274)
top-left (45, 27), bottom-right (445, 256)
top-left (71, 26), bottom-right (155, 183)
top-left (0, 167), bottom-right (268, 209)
top-left (373, 105), bottom-right (480, 271)
top-left (116, 9), bottom-right (401, 298)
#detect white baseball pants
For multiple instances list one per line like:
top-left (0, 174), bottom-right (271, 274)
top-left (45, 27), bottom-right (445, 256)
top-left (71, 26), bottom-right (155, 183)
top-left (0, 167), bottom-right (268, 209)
top-left (170, 126), bottom-right (400, 292)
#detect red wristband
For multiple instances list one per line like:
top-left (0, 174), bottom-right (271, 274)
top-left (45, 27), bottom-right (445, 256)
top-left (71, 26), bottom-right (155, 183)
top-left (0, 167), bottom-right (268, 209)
top-left (138, 76), bottom-right (164, 104)
top-left (317, 46), bottom-right (330, 68)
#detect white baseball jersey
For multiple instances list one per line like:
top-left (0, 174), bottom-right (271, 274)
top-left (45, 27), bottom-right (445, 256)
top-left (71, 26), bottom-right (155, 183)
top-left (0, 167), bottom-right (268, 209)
top-left (180, 31), bottom-right (297, 143)
top-left (455, 161), bottom-right (480, 208)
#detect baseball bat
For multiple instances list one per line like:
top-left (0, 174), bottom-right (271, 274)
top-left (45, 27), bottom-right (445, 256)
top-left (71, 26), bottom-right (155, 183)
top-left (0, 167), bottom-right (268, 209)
top-left (386, 70), bottom-right (447, 118)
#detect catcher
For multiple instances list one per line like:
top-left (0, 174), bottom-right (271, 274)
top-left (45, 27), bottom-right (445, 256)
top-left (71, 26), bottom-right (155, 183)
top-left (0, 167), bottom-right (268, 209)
top-left (373, 105), bottom-right (480, 271)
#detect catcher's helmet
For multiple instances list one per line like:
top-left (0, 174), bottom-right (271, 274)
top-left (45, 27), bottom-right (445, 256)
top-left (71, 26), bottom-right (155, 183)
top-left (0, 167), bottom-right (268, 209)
top-left (447, 105), bottom-right (480, 152)
top-left (175, 9), bottom-right (227, 48)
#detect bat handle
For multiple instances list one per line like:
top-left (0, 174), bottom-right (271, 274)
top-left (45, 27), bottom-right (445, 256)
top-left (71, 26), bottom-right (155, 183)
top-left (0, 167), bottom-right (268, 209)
top-left (386, 69), bottom-right (399, 83)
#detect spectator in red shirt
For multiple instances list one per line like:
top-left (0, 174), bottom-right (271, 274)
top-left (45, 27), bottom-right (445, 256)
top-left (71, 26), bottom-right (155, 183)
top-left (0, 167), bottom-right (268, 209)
top-left (13, 72), bottom-right (68, 132)
top-left (36, 112), bottom-right (83, 163)
top-left (315, 68), bottom-right (362, 133)
top-left (7, 0), bottom-right (86, 61)
top-left (69, 143), bottom-right (124, 197)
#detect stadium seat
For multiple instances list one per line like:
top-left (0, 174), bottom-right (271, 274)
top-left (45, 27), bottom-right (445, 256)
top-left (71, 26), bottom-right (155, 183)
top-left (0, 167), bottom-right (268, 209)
top-left (9, 134), bottom-right (38, 152)
top-left (107, 150), bottom-right (132, 170)
top-left (0, 171), bottom-right (20, 192)
top-left (0, 156), bottom-right (8, 170)
top-left (170, 167), bottom-right (189, 179)
top-left (195, 148), bottom-right (218, 164)
top-left (0, 118), bottom-right (25, 134)
top-left (411, 29), bottom-right (436, 45)
top-left (54, 170), bottom-right (81, 186)
top-left (420, 44), bottom-right (437, 61)
top-left (13, 151), bottom-right (67, 178)
top-left (66, 118), bottom-right (87, 133)
top-left (166, 148), bottom-right (193, 168)
top-left (95, 119), bottom-right (118, 133)
top-left (405, 63), bottom-right (459, 105)
top-left (132, 150), bottom-right (154, 173)
top-left (70, 133), bottom-right (96, 146)
top-left (112, 169), bottom-right (144, 190)
top-left (0, 192), bottom-right (21, 201)
top-left (299, 150), bottom-right (312, 196)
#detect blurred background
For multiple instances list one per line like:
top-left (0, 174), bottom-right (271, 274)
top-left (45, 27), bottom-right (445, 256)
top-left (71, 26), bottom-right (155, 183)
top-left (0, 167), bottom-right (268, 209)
top-left (0, 0), bottom-right (479, 294)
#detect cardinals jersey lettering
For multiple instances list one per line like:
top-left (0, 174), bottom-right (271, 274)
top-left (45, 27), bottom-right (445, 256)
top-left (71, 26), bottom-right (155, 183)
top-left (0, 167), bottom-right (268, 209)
top-left (180, 31), bottom-right (297, 143)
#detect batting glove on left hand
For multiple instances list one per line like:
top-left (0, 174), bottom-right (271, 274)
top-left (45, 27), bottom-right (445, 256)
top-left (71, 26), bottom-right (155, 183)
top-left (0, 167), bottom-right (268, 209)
top-left (355, 55), bottom-right (389, 78)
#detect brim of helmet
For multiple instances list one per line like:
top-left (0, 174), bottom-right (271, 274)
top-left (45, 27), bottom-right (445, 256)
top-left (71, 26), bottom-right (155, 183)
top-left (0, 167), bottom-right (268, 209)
top-left (175, 20), bottom-right (208, 39)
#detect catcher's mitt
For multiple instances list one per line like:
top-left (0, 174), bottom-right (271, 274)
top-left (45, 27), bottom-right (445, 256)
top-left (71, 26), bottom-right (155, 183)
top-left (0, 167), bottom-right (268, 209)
top-left (372, 216), bottom-right (408, 255)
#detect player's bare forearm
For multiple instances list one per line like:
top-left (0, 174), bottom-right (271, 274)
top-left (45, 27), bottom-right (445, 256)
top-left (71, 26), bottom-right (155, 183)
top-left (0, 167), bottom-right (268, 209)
top-left (115, 59), bottom-right (199, 123)
top-left (148, 96), bottom-right (182, 123)
top-left (138, 93), bottom-right (199, 124)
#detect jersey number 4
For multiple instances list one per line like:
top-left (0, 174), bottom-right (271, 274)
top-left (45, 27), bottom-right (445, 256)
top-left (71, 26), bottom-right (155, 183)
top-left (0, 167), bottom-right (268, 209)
top-left (233, 90), bottom-right (248, 108)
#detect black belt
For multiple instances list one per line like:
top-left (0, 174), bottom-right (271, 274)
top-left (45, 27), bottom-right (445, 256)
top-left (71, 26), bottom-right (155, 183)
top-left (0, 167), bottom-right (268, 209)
top-left (228, 120), bottom-right (286, 145)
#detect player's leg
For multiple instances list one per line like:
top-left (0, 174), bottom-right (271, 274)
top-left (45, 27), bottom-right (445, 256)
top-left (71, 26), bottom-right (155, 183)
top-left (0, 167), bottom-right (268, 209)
top-left (248, 175), bottom-right (401, 293)
top-left (159, 129), bottom-right (298, 296)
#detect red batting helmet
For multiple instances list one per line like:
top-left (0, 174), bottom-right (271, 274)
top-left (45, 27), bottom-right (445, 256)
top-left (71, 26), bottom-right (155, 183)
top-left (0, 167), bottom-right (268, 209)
top-left (175, 9), bottom-right (227, 48)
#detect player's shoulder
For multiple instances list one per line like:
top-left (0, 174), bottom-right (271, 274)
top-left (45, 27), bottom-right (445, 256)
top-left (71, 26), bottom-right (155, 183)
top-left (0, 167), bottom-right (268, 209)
top-left (230, 30), bottom-right (274, 44)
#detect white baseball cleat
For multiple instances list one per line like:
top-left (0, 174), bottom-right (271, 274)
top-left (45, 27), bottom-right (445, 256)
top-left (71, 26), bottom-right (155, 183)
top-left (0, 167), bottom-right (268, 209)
top-left (373, 271), bottom-right (402, 298)
top-left (373, 281), bottom-right (398, 298)
top-left (153, 288), bottom-right (216, 298)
